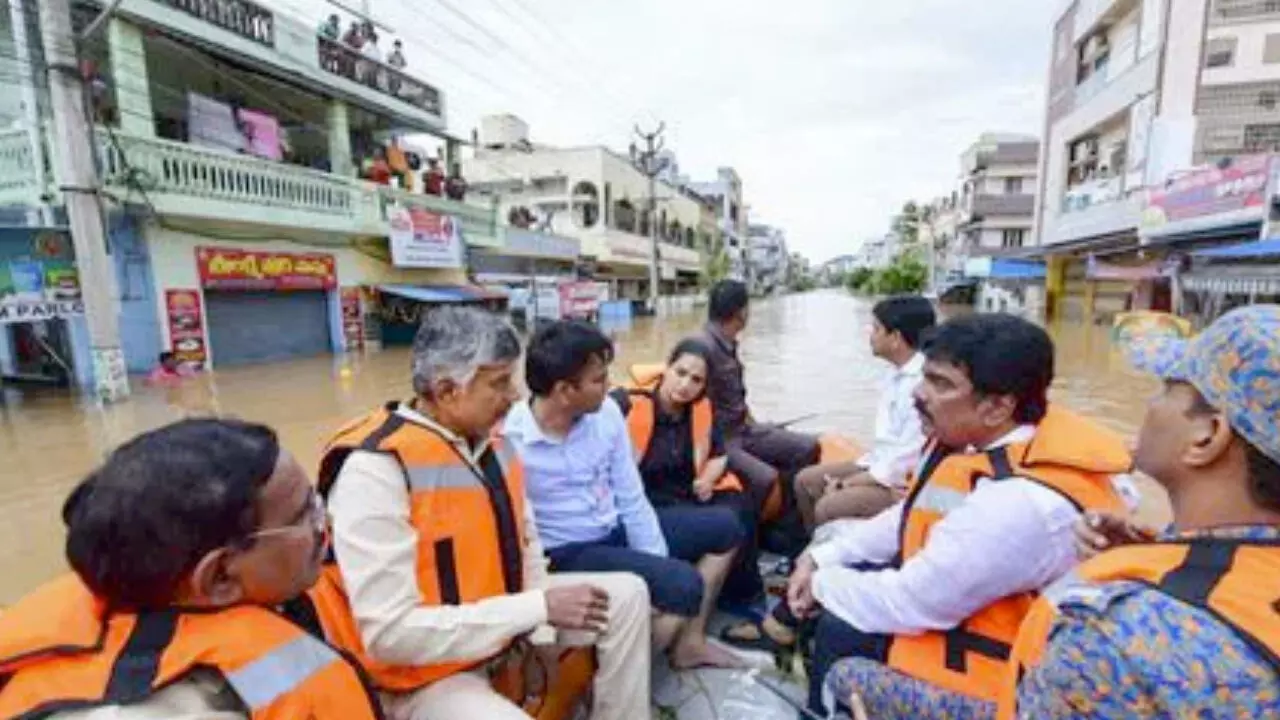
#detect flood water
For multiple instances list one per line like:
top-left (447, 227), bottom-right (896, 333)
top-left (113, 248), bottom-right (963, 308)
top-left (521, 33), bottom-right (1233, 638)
top-left (0, 290), bottom-right (1169, 604)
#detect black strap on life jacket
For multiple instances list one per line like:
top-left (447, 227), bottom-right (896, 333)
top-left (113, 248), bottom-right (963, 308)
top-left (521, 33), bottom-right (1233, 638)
top-left (103, 609), bottom-right (180, 704)
top-left (1155, 540), bottom-right (1280, 676)
top-left (477, 445), bottom-right (524, 595)
top-left (941, 626), bottom-right (1012, 673)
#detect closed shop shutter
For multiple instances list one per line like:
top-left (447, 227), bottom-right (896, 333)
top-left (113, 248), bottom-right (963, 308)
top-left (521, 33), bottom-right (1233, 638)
top-left (205, 290), bottom-right (330, 366)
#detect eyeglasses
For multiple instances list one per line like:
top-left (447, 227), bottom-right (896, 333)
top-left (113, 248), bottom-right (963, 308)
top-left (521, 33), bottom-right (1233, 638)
top-left (241, 492), bottom-right (328, 545)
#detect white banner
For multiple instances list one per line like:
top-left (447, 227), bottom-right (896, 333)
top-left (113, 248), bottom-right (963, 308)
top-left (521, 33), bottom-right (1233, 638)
top-left (388, 207), bottom-right (465, 269)
top-left (0, 299), bottom-right (84, 325)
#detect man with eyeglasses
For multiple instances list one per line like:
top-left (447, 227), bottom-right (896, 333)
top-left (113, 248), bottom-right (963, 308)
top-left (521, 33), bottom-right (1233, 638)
top-left (0, 419), bottom-right (382, 719)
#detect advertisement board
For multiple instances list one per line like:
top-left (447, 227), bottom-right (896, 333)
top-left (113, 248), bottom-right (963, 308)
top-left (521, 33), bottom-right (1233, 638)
top-left (164, 289), bottom-right (208, 368)
top-left (388, 207), bottom-right (465, 269)
top-left (340, 287), bottom-right (364, 351)
top-left (558, 281), bottom-right (607, 319)
top-left (1141, 154), bottom-right (1275, 232)
top-left (196, 247), bottom-right (337, 290)
top-left (0, 254), bottom-right (83, 325)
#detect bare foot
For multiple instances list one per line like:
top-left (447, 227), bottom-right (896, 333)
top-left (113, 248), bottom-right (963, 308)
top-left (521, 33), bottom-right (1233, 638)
top-left (669, 637), bottom-right (747, 670)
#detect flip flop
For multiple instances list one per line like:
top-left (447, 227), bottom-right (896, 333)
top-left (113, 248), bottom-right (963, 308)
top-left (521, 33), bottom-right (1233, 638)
top-left (718, 619), bottom-right (790, 654)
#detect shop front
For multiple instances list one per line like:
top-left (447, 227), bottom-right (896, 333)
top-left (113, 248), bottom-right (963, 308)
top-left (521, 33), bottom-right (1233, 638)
top-left (0, 229), bottom-right (88, 388)
top-left (193, 246), bottom-right (338, 367)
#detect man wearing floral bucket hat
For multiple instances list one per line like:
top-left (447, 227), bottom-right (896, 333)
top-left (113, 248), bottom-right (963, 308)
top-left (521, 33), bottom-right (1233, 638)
top-left (997, 305), bottom-right (1280, 719)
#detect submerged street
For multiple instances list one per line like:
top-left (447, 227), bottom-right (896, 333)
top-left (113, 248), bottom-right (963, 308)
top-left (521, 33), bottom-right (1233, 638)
top-left (0, 291), bottom-right (1169, 605)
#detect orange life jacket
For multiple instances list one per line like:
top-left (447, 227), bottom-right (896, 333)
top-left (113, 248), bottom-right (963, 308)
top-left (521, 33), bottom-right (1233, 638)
top-left (308, 402), bottom-right (529, 693)
top-left (885, 405), bottom-right (1132, 704)
top-left (614, 386), bottom-right (744, 494)
top-left (0, 574), bottom-right (382, 720)
top-left (995, 538), bottom-right (1280, 720)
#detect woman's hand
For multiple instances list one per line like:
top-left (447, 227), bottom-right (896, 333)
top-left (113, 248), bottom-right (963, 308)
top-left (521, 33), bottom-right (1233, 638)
top-left (693, 457), bottom-right (728, 502)
top-left (1075, 511), bottom-right (1156, 561)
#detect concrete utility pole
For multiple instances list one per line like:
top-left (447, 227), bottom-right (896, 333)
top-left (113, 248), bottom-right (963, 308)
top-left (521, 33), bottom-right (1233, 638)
top-left (40, 0), bottom-right (131, 401)
top-left (632, 123), bottom-right (668, 313)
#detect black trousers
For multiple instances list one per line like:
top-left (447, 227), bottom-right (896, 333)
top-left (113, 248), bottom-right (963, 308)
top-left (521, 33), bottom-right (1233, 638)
top-left (808, 611), bottom-right (890, 715)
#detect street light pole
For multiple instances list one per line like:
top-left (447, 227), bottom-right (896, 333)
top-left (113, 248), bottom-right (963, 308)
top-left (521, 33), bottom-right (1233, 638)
top-left (41, 0), bottom-right (130, 401)
top-left (632, 123), bottom-right (668, 314)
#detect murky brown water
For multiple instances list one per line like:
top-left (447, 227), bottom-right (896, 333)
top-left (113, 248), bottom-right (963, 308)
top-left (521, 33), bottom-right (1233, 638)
top-left (0, 290), bottom-right (1169, 604)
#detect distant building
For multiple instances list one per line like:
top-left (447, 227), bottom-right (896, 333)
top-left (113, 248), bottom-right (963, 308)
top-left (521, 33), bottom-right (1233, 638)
top-left (687, 168), bottom-right (748, 281)
top-left (746, 224), bottom-right (790, 294)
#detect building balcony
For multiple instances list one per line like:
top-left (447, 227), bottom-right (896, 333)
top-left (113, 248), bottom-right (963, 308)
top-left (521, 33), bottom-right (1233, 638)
top-left (318, 38), bottom-right (442, 116)
top-left (157, 0), bottom-right (275, 47)
top-left (590, 228), bottom-right (701, 272)
top-left (1042, 191), bottom-right (1143, 247)
top-left (0, 129), bottom-right (495, 244)
top-left (966, 193), bottom-right (1035, 220)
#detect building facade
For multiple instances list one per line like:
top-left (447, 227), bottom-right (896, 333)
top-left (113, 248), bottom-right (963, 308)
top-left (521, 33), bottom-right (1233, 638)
top-left (1031, 0), bottom-right (1280, 323)
top-left (746, 224), bottom-right (789, 295)
top-left (0, 0), bottom-right (572, 387)
top-left (465, 115), bottom-right (704, 305)
top-left (687, 168), bottom-right (748, 281)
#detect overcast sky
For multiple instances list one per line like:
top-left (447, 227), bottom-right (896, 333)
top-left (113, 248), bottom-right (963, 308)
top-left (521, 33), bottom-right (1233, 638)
top-left (289, 0), bottom-right (1053, 262)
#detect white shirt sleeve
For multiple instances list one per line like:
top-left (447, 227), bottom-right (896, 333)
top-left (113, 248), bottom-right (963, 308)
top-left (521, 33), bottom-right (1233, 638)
top-left (808, 500), bottom-right (904, 569)
top-left (811, 478), bottom-right (1081, 635)
top-left (860, 370), bottom-right (926, 489)
top-left (328, 451), bottom-right (549, 667)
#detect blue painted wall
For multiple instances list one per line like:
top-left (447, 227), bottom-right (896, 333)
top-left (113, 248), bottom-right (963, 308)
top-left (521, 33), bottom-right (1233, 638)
top-left (109, 215), bottom-right (163, 373)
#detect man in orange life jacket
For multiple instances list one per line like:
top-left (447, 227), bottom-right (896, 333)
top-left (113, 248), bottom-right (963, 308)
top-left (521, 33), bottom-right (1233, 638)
top-left (0, 418), bottom-right (383, 720)
top-left (1002, 305), bottom-right (1280, 719)
top-left (788, 313), bottom-right (1137, 717)
top-left (313, 306), bottom-right (651, 720)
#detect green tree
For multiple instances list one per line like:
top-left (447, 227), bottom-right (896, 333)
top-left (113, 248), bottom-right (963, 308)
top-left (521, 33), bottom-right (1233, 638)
top-left (698, 229), bottom-right (731, 289)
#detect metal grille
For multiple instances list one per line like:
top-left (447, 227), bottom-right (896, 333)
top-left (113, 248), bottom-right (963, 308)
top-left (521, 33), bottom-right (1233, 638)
top-left (1244, 123), bottom-right (1280, 150)
top-left (1195, 81), bottom-right (1280, 160)
top-left (1211, 0), bottom-right (1280, 22)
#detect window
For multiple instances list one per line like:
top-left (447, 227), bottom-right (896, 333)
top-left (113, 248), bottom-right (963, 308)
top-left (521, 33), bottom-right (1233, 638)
top-left (1205, 36), bottom-right (1237, 68)
top-left (1266, 34), bottom-right (1280, 64)
top-left (1001, 229), bottom-right (1026, 249)
top-left (1004, 177), bottom-right (1024, 194)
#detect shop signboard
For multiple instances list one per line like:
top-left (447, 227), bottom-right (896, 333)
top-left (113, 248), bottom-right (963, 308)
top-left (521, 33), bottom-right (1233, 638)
top-left (1141, 154), bottom-right (1275, 234)
top-left (558, 281), bottom-right (607, 319)
top-left (164, 289), bottom-right (208, 368)
top-left (388, 207), bottom-right (465, 269)
top-left (340, 287), bottom-right (364, 350)
top-left (0, 256), bottom-right (83, 325)
top-left (196, 247), bottom-right (337, 290)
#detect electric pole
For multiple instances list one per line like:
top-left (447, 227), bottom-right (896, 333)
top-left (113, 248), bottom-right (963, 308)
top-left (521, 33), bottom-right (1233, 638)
top-left (41, 0), bottom-right (130, 401)
top-left (632, 123), bottom-right (668, 314)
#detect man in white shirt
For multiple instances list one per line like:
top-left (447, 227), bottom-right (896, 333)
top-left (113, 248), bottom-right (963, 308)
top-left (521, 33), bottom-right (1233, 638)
top-left (794, 295), bottom-right (935, 531)
top-left (318, 307), bottom-right (651, 720)
top-left (787, 313), bottom-right (1138, 716)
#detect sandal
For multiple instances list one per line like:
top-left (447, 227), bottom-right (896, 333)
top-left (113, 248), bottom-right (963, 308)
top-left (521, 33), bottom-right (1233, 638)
top-left (717, 619), bottom-right (792, 654)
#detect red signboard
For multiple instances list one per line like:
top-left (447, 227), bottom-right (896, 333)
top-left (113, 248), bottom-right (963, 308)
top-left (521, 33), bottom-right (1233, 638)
top-left (196, 247), bottom-right (337, 290)
top-left (164, 289), bottom-right (208, 369)
top-left (1142, 154), bottom-right (1275, 228)
top-left (558, 281), bottom-right (603, 319)
top-left (340, 286), bottom-right (364, 351)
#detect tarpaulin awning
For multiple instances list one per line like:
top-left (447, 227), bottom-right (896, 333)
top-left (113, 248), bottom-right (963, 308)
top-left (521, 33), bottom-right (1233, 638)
top-left (379, 284), bottom-right (508, 303)
top-left (1192, 238), bottom-right (1280, 259)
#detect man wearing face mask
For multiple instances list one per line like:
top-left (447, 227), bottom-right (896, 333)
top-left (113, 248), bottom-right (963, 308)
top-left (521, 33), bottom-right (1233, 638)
top-left (0, 419), bottom-right (382, 719)
top-left (788, 313), bottom-right (1139, 717)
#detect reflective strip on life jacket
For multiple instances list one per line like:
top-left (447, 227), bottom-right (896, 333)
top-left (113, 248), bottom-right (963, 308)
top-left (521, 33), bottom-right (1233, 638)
top-left (887, 406), bottom-right (1131, 704)
top-left (310, 405), bottom-right (528, 693)
top-left (226, 633), bottom-right (345, 710)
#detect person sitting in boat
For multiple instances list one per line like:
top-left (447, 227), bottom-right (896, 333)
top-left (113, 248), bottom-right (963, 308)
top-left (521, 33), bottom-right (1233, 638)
top-left (998, 305), bottom-right (1280, 720)
top-left (792, 313), bottom-right (1137, 717)
top-left (700, 279), bottom-right (822, 516)
top-left (608, 337), bottom-right (752, 668)
top-left (312, 307), bottom-right (651, 719)
top-left (793, 294), bottom-right (935, 532)
top-left (0, 418), bottom-right (384, 720)
top-left (505, 320), bottom-right (743, 669)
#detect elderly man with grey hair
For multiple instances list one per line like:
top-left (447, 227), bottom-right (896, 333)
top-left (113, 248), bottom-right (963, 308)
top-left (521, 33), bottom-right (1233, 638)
top-left (318, 306), bottom-right (652, 719)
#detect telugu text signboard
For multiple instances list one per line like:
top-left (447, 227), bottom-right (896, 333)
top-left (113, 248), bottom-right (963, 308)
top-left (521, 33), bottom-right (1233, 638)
top-left (164, 289), bottom-right (208, 368)
top-left (1141, 154), bottom-right (1275, 233)
top-left (388, 207), bottom-right (465, 269)
top-left (196, 247), bottom-right (337, 291)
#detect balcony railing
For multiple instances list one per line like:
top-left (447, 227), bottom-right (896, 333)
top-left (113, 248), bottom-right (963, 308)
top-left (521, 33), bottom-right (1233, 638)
top-left (318, 37), bottom-right (442, 116)
top-left (159, 0), bottom-right (275, 47)
top-left (97, 130), bottom-right (363, 221)
top-left (968, 193), bottom-right (1035, 218)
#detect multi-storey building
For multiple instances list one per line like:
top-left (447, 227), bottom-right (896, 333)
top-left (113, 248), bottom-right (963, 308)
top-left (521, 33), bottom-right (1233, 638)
top-left (465, 114), bottom-right (704, 306)
top-left (746, 224), bottom-right (789, 295)
top-left (0, 0), bottom-right (573, 388)
top-left (687, 168), bottom-right (748, 281)
top-left (1033, 0), bottom-right (1280, 323)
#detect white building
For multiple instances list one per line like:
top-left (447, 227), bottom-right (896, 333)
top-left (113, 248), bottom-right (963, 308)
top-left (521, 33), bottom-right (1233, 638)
top-left (746, 224), bottom-right (789, 294)
top-left (687, 168), bottom-right (748, 281)
top-left (957, 134), bottom-right (1040, 253)
top-left (465, 115), bottom-right (704, 302)
top-left (1034, 0), bottom-right (1280, 322)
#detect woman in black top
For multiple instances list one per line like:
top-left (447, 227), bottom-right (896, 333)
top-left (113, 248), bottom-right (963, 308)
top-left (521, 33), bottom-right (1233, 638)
top-left (611, 339), bottom-right (750, 668)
